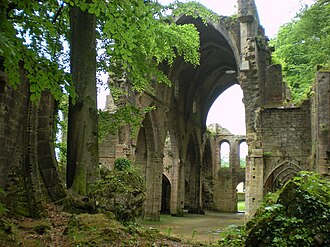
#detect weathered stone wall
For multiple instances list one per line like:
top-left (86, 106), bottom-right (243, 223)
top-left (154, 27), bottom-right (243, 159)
top-left (98, 1), bottom-right (329, 221)
top-left (312, 71), bottom-right (330, 177)
top-left (0, 64), bottom-right (33, 216)
top-left (208, 125), bottom-right (246, 212)
top-left (260, 102), bottom-right (312, 192)
top-left (0, 61), bottom-right (64, 217)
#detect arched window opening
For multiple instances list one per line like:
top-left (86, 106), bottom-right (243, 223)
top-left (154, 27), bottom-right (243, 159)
top-left (220, 141), bottom-right (230, 168)
top-left (236, 182), bottom-right (245, 212)
top-left (239, 141), bottom-right (248, 168)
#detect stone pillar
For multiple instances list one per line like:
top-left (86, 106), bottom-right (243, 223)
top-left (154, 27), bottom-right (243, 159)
top-left (176, 158), bottom-right (185, 215)
top-left (238, 0), bottom-right (259, 72)
top-left (144, 152), bottom-right (163, 220)
top-left (245, 149), bottom-right (264, 218)
top-left (169, 158), bottom-right (180, 215)
top-left (213, 168), bottom-right (237, 212)
top-left (313, 72), bottom-right (330, 176)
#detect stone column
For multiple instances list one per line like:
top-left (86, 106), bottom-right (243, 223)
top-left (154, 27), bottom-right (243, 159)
top-left (169, 158), bottom-right (180, 215)
top-left (144, 151), bottom-right (163, 220)
top-left (245, 149), bottom-right (264, 218)
top-left (313, 72), bottom-right (330, 176)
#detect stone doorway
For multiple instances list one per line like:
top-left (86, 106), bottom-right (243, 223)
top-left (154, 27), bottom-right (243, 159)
top-left (161, 174), bottom-right (171, 214)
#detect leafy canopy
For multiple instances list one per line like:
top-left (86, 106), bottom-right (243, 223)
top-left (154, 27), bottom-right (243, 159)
top-left (1, 0), bottom-right (202, 100)
top-left (0, 0), bottom-right (74, 101)
top-left (271, 0), bottom-right (330, 102)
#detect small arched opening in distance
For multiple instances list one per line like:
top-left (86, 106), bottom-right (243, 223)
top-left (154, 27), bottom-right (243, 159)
top-left (161, 174), bottom-right (171, 214)
top-left (239, 140), bottom-right (248, 168)
top-left (220, 141), bottom-right (230, 168)
top-left (236, 182), bottom-right (245, 212)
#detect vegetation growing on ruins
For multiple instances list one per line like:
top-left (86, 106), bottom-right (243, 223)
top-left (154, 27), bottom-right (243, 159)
top-left (1, 0), bottom-right (330, 246)
top-left (218, 171), bottom-right (330, 247)
top-left (1, 0), bottom-right (203, 198)
top-left (90, 158), bottom-right (146, 223)
top-left (271, 0), bottom-right (330, 102)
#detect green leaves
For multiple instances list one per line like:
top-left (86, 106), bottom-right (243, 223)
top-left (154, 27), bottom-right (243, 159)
top-left (171, 1), bottom-right (220, 24)
top-left (245, 171), bottom-right (330, 247)
top-left (96, 0), bottom-right (201, 93)
top-left (98, 103), bottom-right (154, 141)
top-left (271, 0), bottom-right (330, 103)
top-left (0, 0), bottom-right (75, 102)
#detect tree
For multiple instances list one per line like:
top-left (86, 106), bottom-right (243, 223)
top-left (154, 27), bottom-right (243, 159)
top-left (1, 0), bottom-right (203, 201)
top-left (66, 2), bottom-right (98, 195)
top-left (271, 0), bottom-right (330, 102)
top-left (65, 0), bottom-right (202, 195)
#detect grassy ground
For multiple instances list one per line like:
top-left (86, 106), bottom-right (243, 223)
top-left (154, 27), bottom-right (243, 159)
top-left (140, 211), bottom-right (245, 245)
top-left (237, 201), bottom-right (245, 212)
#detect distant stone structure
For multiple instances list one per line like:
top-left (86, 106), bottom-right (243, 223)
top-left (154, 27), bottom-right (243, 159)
top-left (102, 1), bottom-right (329, 220)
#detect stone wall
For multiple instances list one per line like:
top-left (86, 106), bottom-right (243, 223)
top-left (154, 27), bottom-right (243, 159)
top-left (312, 71), bottom-right (330, 176)
top-left (260, 102), bottom-right (312, 192)
top-left (0, 61), bottom-right (64, 217)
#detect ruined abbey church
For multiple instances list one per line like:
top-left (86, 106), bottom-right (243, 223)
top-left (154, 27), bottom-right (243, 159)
top-left (99, 0), bottom-right (330, 220)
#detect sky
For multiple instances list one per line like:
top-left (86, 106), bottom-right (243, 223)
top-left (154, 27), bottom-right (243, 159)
top-left (98, 0), bottom-right (315, 135)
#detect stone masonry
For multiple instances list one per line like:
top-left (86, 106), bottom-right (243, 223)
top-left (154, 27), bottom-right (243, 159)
top-left (99, 0), bottom-right (330, 220)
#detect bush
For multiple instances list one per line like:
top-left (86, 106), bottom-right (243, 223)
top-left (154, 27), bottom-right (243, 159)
top-left (218, 225), bottom-right (246, 247)
top-left (114, 157), bottom-right (133, 171)
top-left (245, 171), bottom-right (330, 247)
top-left (217, 171), bottom-right (330, 247)
top-left (90, 159), bottom-right (146, 223)
top-left (0, 188), bottom-right (7, 215)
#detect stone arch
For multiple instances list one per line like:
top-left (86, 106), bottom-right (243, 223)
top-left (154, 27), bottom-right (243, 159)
top-left (264, 160), bottom-right (303, 193)
top-left (161, 173), bottom-right (171, 214)
top-left (162, 129), bottom-right (184, 215)
top-left (219, 140), bottom-right (231, 168)
top-left (168, 15), bottom-right (240, 128)
top-left (135, 112), bottom-right (163, 220)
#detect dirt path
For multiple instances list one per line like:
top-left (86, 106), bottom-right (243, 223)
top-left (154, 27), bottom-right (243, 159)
top-left (141, 211), bottom-right (246, 245)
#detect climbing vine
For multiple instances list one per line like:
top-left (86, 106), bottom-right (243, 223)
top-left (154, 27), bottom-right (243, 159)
top-left (170, 1), bottom-right (220, 24)
top-left (98, 105), bottom-right (156, 141)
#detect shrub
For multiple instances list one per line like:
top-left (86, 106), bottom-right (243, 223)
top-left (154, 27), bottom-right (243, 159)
top-left (217, 171), bottom-right (330, 247)
top-left (0, 188), bottom-right (7, 215)
top-left (90, 159), bottom-right (146, 223)
top-left (245, 171), bottom-right (330, 247)
top-left (114, 157), bottom-right (133, 171)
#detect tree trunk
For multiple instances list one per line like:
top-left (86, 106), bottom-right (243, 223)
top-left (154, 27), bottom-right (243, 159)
top-left (67, 4), bottom-right (99, 195)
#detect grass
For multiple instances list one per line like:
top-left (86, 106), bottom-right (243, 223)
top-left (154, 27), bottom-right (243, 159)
top-left (140, 211), bottom-right (245, 245)
top-left (237, 201), bottom-right (245, 212)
